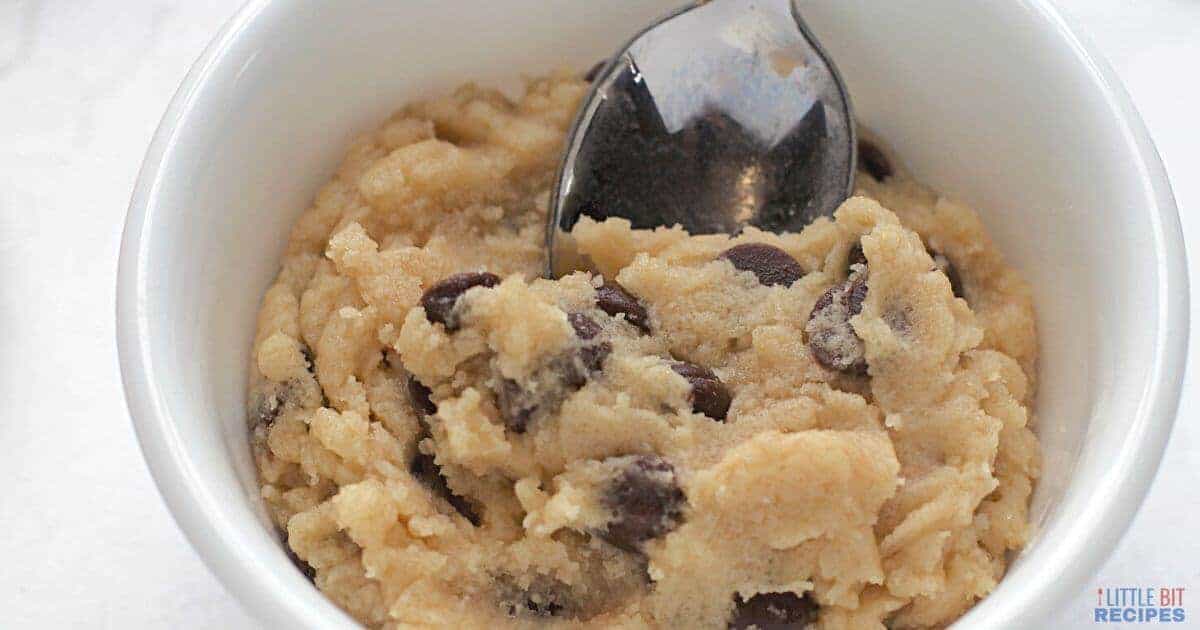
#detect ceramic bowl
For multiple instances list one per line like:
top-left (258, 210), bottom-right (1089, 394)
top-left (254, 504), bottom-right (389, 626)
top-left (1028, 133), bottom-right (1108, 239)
top-left (117, 1), bottom-right (1188, 627)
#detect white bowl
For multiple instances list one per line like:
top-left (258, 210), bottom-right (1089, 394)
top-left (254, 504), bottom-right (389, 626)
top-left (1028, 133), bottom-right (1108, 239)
top-left (116, 0), bottom-right (1188, 627)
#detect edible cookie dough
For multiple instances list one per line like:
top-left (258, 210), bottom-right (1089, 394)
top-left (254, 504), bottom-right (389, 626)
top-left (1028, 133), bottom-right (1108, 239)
top-left (248, 73), bottom-right (1040, 629)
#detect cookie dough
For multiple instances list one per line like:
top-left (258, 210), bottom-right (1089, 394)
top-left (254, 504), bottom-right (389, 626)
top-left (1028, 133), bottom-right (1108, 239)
top-left (248, 73), bottom-right (1040, 629)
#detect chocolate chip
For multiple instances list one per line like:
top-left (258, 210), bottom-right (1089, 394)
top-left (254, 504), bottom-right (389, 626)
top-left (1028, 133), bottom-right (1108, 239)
top-left (407, 376), bottom-right (437, 417)
top-left (498, 349), bottom-right (598, 433)
top-left (579, 342), bottom-right (612, 374)
top-left (929, 249), bottom-right (965, 299)
top-left (601, 455), bottom-right (686, 552)
top-left (569, 312), bottom-right (611, 373)
top-left (495, 314), bottom-right (611, 434)
top-left (846, 240), bottom-right (868, 274)
top-left (729, 592), bottom-right (818, 629)
top-left (568, 312), bottom-right (602, 340)
top-left (420, 271), bottom-right (500, 331)
top-left (410, 451), bottom-right (481, 525)
top-left (583, 59), bottom-right (607, 83)
top-left (596, 282), bottom-right (651, 334)
top-left (671, 362), bottom-right (731, 421)
top-left (718, 243), bottom-right (805, 287)
top-left (857, 139), bottom-right (892, 181)
top-left (285, 546), bottom-right (317, 583)
top-left (495, 378), bottom-right (536, 434)
top-left (806, 277), bottom-right (868, 374)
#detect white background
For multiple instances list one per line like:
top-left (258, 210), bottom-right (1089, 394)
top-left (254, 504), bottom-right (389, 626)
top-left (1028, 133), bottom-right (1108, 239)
top-left (0, 1), bottom-right (1196, 627)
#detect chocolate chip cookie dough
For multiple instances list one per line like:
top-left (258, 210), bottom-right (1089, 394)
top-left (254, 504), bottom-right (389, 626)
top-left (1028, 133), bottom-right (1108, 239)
top-left (248, 73), bottom-right (1040, 629)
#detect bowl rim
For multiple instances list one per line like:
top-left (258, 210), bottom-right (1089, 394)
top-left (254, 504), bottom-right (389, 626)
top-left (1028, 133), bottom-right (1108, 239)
top-left (115, 0), bottom-right (1189, 627)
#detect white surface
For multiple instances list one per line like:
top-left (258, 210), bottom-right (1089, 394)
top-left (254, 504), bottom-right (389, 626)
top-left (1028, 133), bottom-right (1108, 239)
top-left (1, 1), bottom-right (1196, 628)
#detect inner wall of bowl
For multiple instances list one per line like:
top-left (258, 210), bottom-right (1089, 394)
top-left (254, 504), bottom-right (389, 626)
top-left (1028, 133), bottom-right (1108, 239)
top-left (144, 0), bottom-right (1164, 627)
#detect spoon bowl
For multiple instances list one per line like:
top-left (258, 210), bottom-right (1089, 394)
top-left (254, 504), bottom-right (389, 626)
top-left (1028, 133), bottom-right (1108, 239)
top-left (548, 0), bottom-right (855, 275)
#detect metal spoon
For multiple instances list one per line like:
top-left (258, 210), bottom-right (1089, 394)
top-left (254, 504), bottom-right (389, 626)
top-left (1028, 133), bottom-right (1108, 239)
top-left (547, 0), bottom-right (855, 276)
